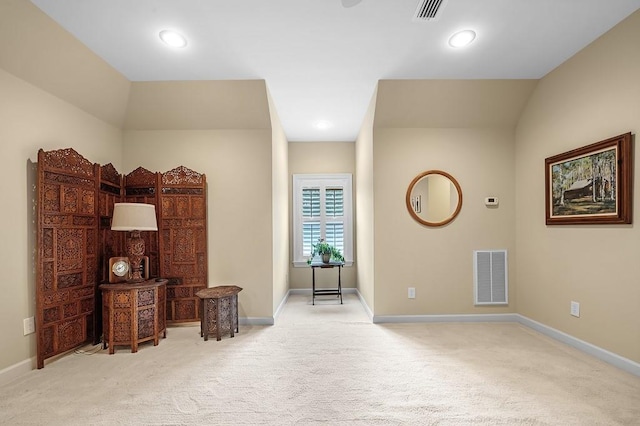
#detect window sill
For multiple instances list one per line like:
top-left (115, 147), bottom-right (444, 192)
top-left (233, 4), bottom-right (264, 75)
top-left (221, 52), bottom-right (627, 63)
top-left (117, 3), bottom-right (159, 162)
top-left (293, 260), bottom-right (353, 268)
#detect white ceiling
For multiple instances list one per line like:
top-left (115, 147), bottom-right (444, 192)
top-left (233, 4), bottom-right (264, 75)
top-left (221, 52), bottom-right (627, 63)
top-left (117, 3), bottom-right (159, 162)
top-left (30, 0), bottom-right (640, 141)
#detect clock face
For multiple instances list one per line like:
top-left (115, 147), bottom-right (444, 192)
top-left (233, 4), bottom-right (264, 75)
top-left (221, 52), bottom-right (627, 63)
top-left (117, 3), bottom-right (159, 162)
top-left (111, 260), bottom-right (129, 277)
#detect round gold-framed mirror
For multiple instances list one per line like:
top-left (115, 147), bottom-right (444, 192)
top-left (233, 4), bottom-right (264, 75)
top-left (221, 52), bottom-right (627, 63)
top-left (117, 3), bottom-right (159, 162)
top-left (406, 170), bottom-right (463, 227)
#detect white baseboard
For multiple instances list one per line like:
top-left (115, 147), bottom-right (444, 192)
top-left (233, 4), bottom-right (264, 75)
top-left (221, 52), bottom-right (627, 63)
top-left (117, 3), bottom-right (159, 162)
top-left (373, 313), bottom-right (519, 323)
top-left (273, 291), bottom-right (290, 321)
top-left (370, 309), bottom-right (640, 377)
top-left (239, 317), bottom-right (274, 326)
top-left (0, 357), bottom-right (34, 387)
top-left (352, 289), bottom-right (373, 320)
top-left (287, 288), bottom-right (309, 295)
top-left (237, 288), bottom-right (360, 326)
top-left (289, 287), bottom-right (374, 320)
top-left (287, 287), bottom-right (358, 295)
top-left (515, 314), bottom-right (640, 377)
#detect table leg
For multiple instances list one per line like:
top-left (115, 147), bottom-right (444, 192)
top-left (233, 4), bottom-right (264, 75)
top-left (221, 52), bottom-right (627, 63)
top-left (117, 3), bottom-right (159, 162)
top-left (203, 298), bottom-right (209, 341)
top-left (229, 296), bottom-right (235, 338)
top-left (216, 298), bottom-right (222, 341)
top-left (235, 294), bottom-right (239, 334)
top-left (131, 304), bottom-right (138, 353)
top-left (108, 333), bottom-right (114, 354)
top-left (312, 266), bottom-right (316, 305)
top-left (339, 265), bottom-right (343, 304)
top-left (200, 298), bottom-right (204, 337)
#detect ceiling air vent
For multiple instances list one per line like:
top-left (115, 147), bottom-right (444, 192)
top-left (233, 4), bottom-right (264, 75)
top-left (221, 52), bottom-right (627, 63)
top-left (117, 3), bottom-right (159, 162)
top-left (413, 0), bottom-right (448, 22)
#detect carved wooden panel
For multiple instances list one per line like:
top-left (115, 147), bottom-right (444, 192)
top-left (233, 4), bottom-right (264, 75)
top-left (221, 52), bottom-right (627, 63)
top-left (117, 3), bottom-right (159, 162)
top-left (159, 166), bottom-right (207, 323)
top-left (36, 148), bottom-right (99, 368)
top-left (100, 280), bottom-right (166, 354)
top-left (123, 167), bottom-right (160, 278)
top-left (96, 163), bottom-right (124, 344)
top-left (203, 295), bottom-right (238, 336)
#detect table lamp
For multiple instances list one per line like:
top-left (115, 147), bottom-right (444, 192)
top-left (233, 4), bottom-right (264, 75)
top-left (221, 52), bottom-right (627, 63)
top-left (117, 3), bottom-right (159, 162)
top-left (111, 203), bottom-right (158, 282)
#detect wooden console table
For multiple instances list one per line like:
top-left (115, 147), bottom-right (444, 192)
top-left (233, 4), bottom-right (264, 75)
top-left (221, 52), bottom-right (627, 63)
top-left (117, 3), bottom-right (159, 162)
top-left (100, 279), bottom-right (167, 354)
top-left (196, 286), bottom-right (242, 341)
top-left (310, 261), bottom-right (344, 305)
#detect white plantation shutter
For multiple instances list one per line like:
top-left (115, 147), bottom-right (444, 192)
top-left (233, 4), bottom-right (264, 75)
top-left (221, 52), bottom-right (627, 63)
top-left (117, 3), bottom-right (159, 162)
top-left (302, 222), bottom-right (321, 256)
top-left (302, 188), bottom-right (321, 256)
top-left (293, 174), bottom-right (352, 266)
top-left (325, 187), bottom-right (345, 253)
top-left (302, 188), bottom-right (320, 217)
top-left (325, 188), bottom-right (344, 216)
top-left (325, 222), bottom-right (344, 253)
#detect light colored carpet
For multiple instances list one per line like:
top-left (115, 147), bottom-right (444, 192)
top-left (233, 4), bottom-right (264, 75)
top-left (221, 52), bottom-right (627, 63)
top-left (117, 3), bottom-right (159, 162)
top-left (1, 293), bottom-right (639, 425)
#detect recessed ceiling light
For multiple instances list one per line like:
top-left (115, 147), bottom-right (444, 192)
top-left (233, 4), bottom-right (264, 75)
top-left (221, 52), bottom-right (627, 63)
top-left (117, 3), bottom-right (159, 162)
top-left (448, 30), bottom-right (476, 48)
top-left (315, 120), bottom-right (332, 130)
top-left (159, 30), bottom-right (187, 48)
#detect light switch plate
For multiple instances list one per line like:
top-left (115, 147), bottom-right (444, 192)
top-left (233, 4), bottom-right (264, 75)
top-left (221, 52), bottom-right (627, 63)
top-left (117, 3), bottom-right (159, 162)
top-left (570, 301), bottom-right (580, 317)
top-left (23, 317), bottom-right (35, 335)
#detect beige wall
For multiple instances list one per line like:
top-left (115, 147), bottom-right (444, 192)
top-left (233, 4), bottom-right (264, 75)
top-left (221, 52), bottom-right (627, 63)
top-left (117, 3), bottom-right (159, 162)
top-left (123, 129), bottom-right (275, 319)
top-left (288, 142), bottom-right (356, 290)
top-left (124, 80), bottom-right (271, 131)
top-left (515, 10), bottom-right (640, 363)
top-left (268, 90), bottom-right (290, 314)
top-left (369, 79), bottom-right (533, 317)
top-left (0, 0), bottom-right (130, 128)
top-left (372, 128), bottom-right (517, 315)
top-left (355, 89), bottom-right (377, 313)
top-left (121, 79), bottom-right (277, 321)
top-left (0, 68), bottom-right (123, 372)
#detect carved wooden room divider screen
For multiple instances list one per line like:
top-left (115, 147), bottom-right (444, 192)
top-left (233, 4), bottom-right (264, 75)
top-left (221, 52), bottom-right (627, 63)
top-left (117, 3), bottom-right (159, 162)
top-left (36, 149), bottom-right (99, 369)
top-left (159, 166), bottom-right (208, 323)
top-left (36, 148), bottom-right (208, 368)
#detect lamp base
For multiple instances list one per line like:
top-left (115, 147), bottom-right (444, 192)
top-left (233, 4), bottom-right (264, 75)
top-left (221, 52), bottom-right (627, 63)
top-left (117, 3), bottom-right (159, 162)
top-left (126, 230), bottom-right (145, 282)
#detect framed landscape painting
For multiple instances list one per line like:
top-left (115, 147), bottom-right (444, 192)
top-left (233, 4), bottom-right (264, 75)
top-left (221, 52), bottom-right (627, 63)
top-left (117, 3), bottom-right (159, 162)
top-left (545, 132), bottom-right (632, 225)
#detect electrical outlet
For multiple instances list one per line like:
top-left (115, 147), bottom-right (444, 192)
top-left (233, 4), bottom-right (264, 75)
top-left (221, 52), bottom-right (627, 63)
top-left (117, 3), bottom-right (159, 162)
top-left (408, 287), bottom-right (416, 299)
top-left (23, 317), bottom-right (35, 335)
top-left (570, 301), bottom-right (580, 317)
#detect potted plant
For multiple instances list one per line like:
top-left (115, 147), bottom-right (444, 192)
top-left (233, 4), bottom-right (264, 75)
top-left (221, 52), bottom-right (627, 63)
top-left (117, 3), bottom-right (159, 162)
top-left (307, 239), bottom-right (344, 264)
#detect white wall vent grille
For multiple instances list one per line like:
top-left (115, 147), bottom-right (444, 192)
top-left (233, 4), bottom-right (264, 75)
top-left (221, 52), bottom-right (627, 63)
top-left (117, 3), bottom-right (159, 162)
top-left (413, 0), bottom-right (448, 22)
top-left (474, 250), bottom-right (508, 305)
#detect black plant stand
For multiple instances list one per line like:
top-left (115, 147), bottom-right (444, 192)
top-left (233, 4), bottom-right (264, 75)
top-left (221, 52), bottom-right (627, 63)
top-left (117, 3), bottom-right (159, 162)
top-left (310, 261), bottom-right (344, 305)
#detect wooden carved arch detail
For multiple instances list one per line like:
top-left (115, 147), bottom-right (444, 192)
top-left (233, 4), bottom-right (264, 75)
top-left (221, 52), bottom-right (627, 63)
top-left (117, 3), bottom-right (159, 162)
top-left (162, 165), bottom-right (205, 186)
top-left (125, 166), bottom-right (157, 188)
top-left (100, 163), bottom-right (121, 188)
top-left (39, 148), bottom-right (95, 177)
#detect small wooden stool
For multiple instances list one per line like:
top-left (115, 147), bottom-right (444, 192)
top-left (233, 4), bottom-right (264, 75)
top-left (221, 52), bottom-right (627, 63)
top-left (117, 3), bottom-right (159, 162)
top-left (196, 285), bottom-right (243, 341)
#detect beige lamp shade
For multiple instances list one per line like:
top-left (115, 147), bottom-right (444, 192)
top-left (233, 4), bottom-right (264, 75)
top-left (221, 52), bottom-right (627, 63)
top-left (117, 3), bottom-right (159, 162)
top-left (111, 203), bottom-right (158, 231)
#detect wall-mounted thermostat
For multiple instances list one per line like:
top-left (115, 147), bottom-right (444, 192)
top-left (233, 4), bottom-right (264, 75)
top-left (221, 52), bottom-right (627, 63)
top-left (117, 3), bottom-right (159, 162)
top-left (484, 197), bottom-right (499, 206)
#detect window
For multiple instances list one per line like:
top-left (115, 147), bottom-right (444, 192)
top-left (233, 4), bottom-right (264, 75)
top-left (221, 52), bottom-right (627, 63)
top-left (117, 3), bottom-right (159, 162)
top-left (293, 174), bottom-right (353, 266)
